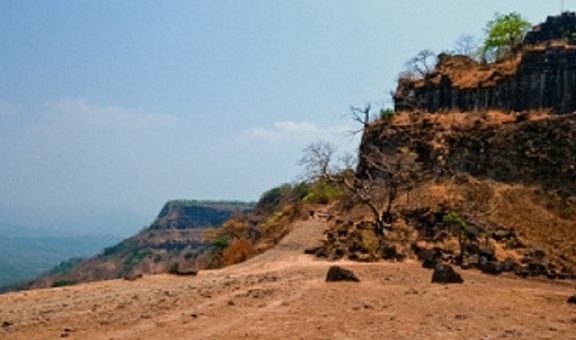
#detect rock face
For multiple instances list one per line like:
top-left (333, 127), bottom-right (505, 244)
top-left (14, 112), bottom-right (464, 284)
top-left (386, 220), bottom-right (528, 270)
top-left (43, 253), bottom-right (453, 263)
top-left (325, 266), bottom-right (360, 282)
top-left (359, 114), bottom-right (576, 196)
top-left (395, 13), bottom-right (576, 114)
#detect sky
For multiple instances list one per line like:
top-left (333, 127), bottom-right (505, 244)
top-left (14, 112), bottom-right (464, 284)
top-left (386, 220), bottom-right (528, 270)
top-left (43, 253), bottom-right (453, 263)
top-left (0, 1), bottom-right (564, 236)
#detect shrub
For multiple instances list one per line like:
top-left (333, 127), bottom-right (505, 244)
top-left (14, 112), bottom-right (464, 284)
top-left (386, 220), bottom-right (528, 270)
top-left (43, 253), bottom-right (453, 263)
top-left (303, 180), bottom-right (344, 204)
top-left (52, 279), bottom-right (78, 287)
top-left (359, 228), bottom-right (379, 255)
top-left (380, 108), bottom-right (395, 121)
top-left (222, 237), bottom-right (254, 265)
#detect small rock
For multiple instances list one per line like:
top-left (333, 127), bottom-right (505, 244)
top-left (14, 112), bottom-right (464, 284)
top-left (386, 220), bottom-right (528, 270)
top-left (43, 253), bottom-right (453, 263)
top-left (325, 266), bottom-right (360, 282)
top-left (123, 273), bottom-right (143, 281)
top-left (431, 264), bottom-right (464, 284)
top-left (304, 246), bottom-right (320, 255)
top-left (567, 295), bottom-right (576, 304)
top-left (169, 263), bottom-right (198, 276)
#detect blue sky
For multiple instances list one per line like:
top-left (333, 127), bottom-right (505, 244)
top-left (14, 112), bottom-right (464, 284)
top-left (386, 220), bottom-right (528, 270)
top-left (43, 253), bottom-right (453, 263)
top-left (0, 1), bottom-right (563, 236)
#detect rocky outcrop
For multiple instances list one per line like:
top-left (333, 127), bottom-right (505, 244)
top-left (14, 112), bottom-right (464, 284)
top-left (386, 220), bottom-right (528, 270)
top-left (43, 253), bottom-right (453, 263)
top-left (154, 200), bottom-right (254, 230)
top-left (395, 13), bottom-right (576, 114)
top-left (359, 114), bottom-right (576, 195)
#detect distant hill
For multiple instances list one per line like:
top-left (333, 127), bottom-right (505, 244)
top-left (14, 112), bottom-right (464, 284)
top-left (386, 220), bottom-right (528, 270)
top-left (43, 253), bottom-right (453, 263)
top-left (28, 200), bottom-right (255, 289)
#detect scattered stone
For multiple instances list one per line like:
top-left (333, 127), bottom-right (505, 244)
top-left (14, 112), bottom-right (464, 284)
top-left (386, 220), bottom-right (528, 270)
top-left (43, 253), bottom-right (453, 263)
top-left (514, 266), bottom-right (530, 278)
top-left (325, 266), bottom-right (360, 282)
top-left (123, 273), bottom-right (143, 281)
top-left (381, 245), bottom-right (399, 260)
top-left (567, 295), bottom-right (576, 304)
top-left (546, 270), bottom-right (558, 280)
top-left (431, 264), bottom-right (464, 284)
top-left (527, 262), bottom-right (546, 277)
top-left (169, 263), bottom-right (198, 276)
top-left (533, 249), bottom-right (546, 262)
top-left (304, 246), bottom-right (320, 255)
top-left (464, 243), bottom-right (480, 255)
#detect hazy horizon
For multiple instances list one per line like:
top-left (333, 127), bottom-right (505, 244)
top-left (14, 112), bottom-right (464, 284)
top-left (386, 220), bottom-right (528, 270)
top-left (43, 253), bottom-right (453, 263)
top-left (0, 1), bottom-right (563, 236)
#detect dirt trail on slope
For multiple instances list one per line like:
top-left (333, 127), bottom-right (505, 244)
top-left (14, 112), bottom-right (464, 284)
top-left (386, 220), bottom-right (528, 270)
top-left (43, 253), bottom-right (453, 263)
top-left (1, 210), bottom-right (576, 340)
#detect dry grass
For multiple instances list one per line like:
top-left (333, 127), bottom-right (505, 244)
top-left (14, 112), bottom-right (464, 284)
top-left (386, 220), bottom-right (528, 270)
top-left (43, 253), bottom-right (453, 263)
top-left (400, 177), bottom-right (576, 270)
top-left (222, 237), bottom-right (255, 266)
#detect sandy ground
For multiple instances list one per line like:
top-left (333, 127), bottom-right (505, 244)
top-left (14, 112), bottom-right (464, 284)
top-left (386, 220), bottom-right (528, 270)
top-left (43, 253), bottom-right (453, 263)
top-left (1, 214), bottom-right (576, 340)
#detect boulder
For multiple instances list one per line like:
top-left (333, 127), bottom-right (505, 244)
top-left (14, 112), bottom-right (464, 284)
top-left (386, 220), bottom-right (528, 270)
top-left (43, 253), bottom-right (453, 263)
top-left (502, 257), bottom-right (517, 272)
top-left (464, 243), bottom-right (480, 255)
top-left (431, 264), bottom-right (464, 284)
top-left (527, 262), bottom-right (547, 277)
top-left (481, 261), bottom-right (503, 275)
top-left (479, 247), bottom-right (496, 261)
top-left (418, 248), bottom-right (440, 269)
top-left (325, 266), bottom-right (360, 282)
top-left (568, 295), bottom-right (576, 304)
top-left (381, 245), bottom-right (399, 260)
top-left (514, 266), bottom-right (530, 278)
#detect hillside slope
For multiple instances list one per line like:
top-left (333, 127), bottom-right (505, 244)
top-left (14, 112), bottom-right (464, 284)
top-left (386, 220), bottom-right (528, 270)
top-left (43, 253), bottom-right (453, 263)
top-left (28, 200), bottom-right (254, 289)
top-left (1, 209), bottom-right (575, 340)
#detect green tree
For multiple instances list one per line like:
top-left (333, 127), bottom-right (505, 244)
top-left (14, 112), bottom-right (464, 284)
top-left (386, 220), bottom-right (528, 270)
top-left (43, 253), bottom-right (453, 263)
top-left (482, 12), bottom-right (531, 62)
top-left (443, 211), bottom-right (468, 262)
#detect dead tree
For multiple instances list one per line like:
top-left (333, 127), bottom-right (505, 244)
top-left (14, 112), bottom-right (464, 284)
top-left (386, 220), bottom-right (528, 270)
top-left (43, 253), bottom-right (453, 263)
top-left (298, 140), bottom-right (336, 182)
top-left (404, 49), bottom-right (437, 78)
top-left (350, 104), bottom-right (372, 131)
top-left (341, 146), bottom-right (421, 235)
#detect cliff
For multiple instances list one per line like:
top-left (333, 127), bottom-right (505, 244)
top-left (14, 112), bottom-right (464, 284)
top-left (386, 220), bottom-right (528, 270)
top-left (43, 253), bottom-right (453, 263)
top-left (395, 12), bottom-right (576, 114)
top-left (29, 200), bottom-right (255, 288)
top-left (354, 111), bottom-right (576, 276)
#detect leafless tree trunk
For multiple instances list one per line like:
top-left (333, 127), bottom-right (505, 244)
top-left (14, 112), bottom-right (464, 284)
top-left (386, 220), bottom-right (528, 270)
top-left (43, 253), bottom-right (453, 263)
top-left (339, 146), bottom-right (421, 235)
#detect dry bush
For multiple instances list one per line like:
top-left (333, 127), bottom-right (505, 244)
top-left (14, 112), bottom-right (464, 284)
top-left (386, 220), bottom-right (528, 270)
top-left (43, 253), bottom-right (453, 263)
top-left (359, 228), bottom-right (379, 255)
top-left (222, 237), bottom-right (255, 266)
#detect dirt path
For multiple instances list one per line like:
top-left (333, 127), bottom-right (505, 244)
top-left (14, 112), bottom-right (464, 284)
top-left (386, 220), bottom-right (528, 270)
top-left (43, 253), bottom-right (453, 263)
top-left (1, 211), bottom-right (576, 340)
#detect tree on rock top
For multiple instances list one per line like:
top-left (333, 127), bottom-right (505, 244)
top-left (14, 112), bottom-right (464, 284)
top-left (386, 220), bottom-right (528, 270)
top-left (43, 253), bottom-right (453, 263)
top-left (482, 12), bottom-right (531, 62)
